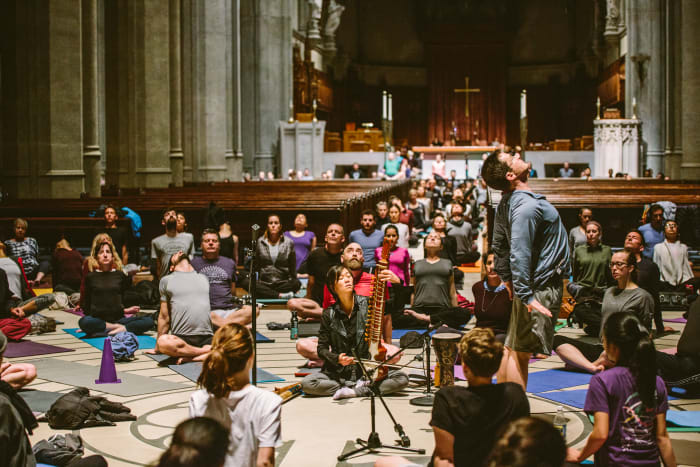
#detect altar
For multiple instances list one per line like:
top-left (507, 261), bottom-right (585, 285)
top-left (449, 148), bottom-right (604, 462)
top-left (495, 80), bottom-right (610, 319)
top-left (413, 146), bottom-right (497, 179)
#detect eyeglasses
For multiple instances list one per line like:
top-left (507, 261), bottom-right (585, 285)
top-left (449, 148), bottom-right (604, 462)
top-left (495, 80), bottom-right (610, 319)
top-left (609, 262), bottom-right (629, 269)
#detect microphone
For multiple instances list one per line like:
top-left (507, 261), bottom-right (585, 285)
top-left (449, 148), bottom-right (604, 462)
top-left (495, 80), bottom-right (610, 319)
top-left (251, 224), bottom-right (260, 242)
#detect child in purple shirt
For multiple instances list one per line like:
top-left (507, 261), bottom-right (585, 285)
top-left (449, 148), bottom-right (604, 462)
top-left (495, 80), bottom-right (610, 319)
top-left (568, 312), bottom-right (676, 466)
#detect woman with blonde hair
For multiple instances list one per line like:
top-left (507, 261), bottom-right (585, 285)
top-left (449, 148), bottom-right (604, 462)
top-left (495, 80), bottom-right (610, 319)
top-left (190, 323), bottom-right (282, 467)
top-left (78, 234), bottom-right (151, 336)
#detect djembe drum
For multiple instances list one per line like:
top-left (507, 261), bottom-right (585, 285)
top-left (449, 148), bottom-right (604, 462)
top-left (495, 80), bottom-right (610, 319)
top-left (432, 332), bottom-right (462, 387)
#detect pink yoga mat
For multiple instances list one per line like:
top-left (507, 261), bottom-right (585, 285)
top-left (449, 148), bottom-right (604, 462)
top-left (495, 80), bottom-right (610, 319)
top-left (64, 308), bottom-right (85, 317)
top-left (660, 347), bottom-right (677, 355)
top-left (663, 317), bottom-right (687, 323)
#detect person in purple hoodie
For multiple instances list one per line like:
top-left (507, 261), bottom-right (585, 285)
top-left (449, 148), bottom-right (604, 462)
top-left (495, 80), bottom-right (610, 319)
top-left (284, 213), bottom-right (316, 274)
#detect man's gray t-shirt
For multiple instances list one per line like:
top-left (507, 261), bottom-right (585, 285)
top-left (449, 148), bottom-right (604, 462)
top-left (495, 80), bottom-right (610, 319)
top-left (0, 257), bottom-right (22, 298)
top-left (151, 233), bottom-right (195, 277)
top-left (600, 286), bottom-right (654, 336)
top-left (159, 271), bottom-right (213, 337)
top-left (413, 258), bottom-right (453, 310)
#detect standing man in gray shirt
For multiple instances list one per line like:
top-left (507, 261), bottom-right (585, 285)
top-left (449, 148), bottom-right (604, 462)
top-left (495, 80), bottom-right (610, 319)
top-left (482, 150), bottom-right (570, 390)
top-left (150, 208), bottom-right (195, 280)
top-left (151, 251), bottom-right (213, 364)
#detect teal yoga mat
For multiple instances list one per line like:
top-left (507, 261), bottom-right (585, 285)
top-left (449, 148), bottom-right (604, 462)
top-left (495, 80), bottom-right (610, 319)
top-left (63, 328), bottom-right (157, 350)
top-left (666, 411), bottom-right (700, 429)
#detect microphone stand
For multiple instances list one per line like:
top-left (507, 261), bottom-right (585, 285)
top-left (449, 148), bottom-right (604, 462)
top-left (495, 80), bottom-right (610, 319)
top-left (337, 349), bottom-right (425, 461)
top-left (249, 224), bottom-right (260, 385)
top-left (369, 320), bottom-right (444, 407)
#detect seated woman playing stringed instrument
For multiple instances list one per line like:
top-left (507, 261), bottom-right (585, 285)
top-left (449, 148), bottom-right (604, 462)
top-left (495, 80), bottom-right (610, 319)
top-left (300, 264), bottom-right (409, 400)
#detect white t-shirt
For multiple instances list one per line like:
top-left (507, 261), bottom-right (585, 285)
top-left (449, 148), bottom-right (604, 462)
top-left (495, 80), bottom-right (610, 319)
top-left (189, 385), bottom-right (283, 467)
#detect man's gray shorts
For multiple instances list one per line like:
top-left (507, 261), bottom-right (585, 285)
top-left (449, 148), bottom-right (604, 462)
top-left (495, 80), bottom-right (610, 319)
top-left (504, 281), bottom-right (563, 355)
top-left (212, 308), bottom-right (238, 319)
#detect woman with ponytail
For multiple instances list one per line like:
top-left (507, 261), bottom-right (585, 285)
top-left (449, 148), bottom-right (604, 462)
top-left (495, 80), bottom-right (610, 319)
top-left (189, 323), bottom-right (282, 467)
top-left (567, 312), bottom-right (676, 466)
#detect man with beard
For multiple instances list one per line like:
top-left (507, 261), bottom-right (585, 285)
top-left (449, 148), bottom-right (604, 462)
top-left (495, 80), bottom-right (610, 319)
top-left (287, 224), bottom-right (345, 319)
top-left (151, 208), bottom-right (195, 279)
top-left (482, 150), bottom-right (570, 390)
top-left (295, 242), bottom-right (401, 367)
top-left (151, 251), bottom-right (213, 363)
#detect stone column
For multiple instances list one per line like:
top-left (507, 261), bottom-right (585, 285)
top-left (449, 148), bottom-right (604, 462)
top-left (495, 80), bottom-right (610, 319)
top-left (169, 0), bottom-right (184, 187)
top-left (1, 1), bottom-right (85, 198)
top-left (680, 0), bottom-right (700, 179)
top-left (82, 0), bottom-right (102, 197)
top-left (241, 0), bottom-right (293, 175)
top-left (225, 0), bottom-right (244, 180)
top-left (104, 0), bottom-right (172, 188)
top-left (625, 0), bottom-right (664, 176)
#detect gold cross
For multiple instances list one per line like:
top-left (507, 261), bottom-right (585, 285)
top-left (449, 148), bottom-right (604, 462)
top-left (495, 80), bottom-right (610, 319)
top-left (453, 76), bottom-right (481, 117)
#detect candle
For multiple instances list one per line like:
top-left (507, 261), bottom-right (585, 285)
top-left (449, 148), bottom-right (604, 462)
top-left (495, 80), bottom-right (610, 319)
top-left (388, 93), bottom-right (393, 121)
top-left (520, 89), bottom-right (527, 119)
top-left (382, 91), bottom-right (387, 120)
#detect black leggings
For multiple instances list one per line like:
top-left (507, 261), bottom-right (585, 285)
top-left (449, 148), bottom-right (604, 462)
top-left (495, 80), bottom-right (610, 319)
top-left (239, 276), bottom-right (301, 299)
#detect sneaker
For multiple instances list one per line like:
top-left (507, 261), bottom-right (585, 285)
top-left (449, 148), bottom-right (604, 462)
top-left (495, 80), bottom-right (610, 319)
top-left (332, 387), bottom-right (356, 400)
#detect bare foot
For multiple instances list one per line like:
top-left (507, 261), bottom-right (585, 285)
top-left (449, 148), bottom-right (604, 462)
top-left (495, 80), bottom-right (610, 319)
top-left (176, 356), bottom-right (194, 365)
top-left (108, 324), bottom-right (127, 335)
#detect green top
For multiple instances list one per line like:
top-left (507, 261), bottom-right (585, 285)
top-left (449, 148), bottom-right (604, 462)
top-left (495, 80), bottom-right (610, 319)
top-left (572, 243), bottom-right (613, 290)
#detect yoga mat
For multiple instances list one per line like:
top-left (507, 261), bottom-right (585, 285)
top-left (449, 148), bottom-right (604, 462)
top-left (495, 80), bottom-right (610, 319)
top-left (536, 389), bottom-right (588, 409)
top-left (63, 328), bottom-right (156, 350)
top-left (31, 358), bottom-right (189, 396)
top-left (666, 411), bottom-right (700, 429)
top-left (4, 340), bottom-right (74, 358)
top-left (64, 308), bottom-right (85, 317)
top-left (430, 364), bottom-right (466, 381)
top-left (526, 369), bottom-right (593, 393)
top-left (663, 317), bottom-right (687, 323)
top-left (33, 288), bottom-right (53, 295)
top-left (145, 353), bottom-right (285, 383)
top-left (392, 329), bottom-right (432, 339)
top-left (659, 347), bottom-right (677, 355)
top-left (18, 389), bottom-right (64, 413)
top-left (255, 332), bottom-right (274, 343)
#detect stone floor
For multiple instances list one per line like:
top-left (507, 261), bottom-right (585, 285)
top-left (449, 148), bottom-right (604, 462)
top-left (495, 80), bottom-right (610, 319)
top-left (10, 296), bottom-right (699, 467)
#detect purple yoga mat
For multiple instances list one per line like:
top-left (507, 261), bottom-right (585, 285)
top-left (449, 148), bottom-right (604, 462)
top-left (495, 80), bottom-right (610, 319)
top-left (4, 340), bottom-right (74, 358)
top-left (64, 308), bottom-right (85, 317)
top-left (663, 317), bottom-right (687, 323)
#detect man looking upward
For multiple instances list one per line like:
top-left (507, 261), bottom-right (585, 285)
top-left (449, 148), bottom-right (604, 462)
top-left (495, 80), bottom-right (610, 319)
top-left (481, 150), bottom-right (570, 390)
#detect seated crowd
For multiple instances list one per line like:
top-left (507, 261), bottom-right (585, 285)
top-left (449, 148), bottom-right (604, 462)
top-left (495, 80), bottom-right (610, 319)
top-left (1, 165), bottom-right (698, 466)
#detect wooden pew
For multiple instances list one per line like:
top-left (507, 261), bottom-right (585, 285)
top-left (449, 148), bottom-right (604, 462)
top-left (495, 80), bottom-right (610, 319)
top-left (0, 180), bottom-right (411, 254)
top-left (487, 179), bottom-right (700, 248)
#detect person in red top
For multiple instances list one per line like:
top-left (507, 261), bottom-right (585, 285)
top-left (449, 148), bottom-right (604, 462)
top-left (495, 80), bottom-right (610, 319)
top-left (296, 242), bottom-right (401, 367)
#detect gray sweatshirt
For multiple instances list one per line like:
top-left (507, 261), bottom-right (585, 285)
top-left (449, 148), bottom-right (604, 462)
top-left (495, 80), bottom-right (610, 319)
top-left (492, 190), bottom-right (570, 304)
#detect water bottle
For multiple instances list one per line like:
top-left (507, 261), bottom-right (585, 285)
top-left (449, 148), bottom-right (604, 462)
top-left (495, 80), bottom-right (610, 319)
top-left (290, 310), bottom-right (298, 340)
top-left (553, 406), bottom-right (567, 439)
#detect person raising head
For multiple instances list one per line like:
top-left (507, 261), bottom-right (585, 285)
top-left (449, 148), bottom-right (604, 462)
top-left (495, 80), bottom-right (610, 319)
top-left (190, 323), bottom-right (282, 467)
top-left (566, 312), bottom-right (676, 465)
top-left (482, 149), bottom-right (570, 390)
top-left (156, 417), bottom-right (229, 467)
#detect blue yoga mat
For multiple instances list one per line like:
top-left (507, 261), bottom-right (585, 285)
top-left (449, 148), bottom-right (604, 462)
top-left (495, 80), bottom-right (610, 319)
top-left (526, 369), bottom-right (593, 393)
top-left (255, 332), bottom-right (274, 343)
top-left (535, 389), bottom-right (589, 409)
top-left (63, 328), bottom-right (157, 350)
top-left (666, 411), bottom-right (700, 428)
top-left (392, 329), bottom-right (432, 339)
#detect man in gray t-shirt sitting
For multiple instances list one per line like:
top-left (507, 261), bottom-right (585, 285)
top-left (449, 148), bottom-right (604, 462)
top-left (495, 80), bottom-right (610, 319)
top-left (151, 251), bottom-right (213, 363)
top-left (150, 208), bottom-right (195, 280)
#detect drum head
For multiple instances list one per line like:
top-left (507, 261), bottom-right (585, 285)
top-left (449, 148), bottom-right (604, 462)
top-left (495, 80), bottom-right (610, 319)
top-left (432, 332), bottom-right (462, 342)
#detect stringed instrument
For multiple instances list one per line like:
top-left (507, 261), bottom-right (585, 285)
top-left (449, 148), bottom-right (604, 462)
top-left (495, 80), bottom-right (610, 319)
top-left (365, 239), bottom-right (390, 381)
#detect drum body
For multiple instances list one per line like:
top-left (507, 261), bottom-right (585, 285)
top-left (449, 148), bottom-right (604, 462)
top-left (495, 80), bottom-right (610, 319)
top-left (432, 332), bottom-right (461, 387)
